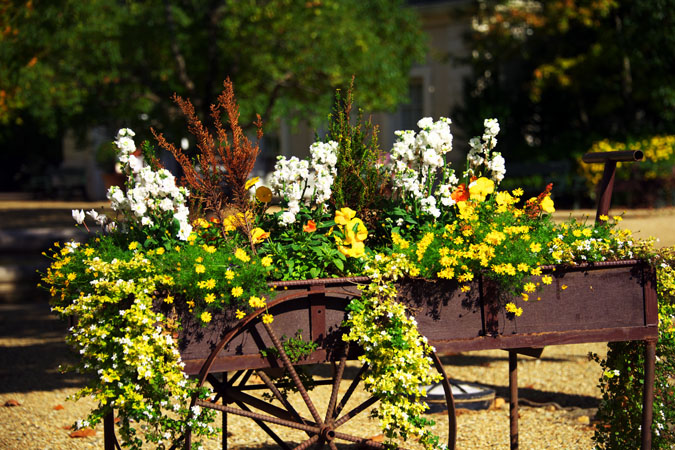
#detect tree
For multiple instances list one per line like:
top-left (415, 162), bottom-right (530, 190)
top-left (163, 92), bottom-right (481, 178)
top-left (456, 0), bottom-right (675, 161)
top-left (0, 0), bottom-right (426, 144)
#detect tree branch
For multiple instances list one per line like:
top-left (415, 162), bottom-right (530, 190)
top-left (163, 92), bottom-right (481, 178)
top-left (164, 0), bottom-right (195, 95)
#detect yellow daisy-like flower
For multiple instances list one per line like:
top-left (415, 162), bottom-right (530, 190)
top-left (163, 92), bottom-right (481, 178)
top-left (128, 241), bottom-right (139, 250)
top-left (529, 242), bottom-right (542, 253)
top-left (204, 293), bottom-right (216, 304)
top-left (202, 244), bottom-right (217, 254)
top-left (195, 256), bottom-right (203, 263)
top-left (523, 282), bottom-right (536, 293)
top-left (83, 248), bottom-right (95, 257)
top-left (599, 215), bottom-right (609, 222)
top-left (205, 279), bottom-right (216, 289)
top-left (164, 295), bottom-right (174, 304)
top-left (231, 286), bottom-right (244, 298)
top-left (521, 293), bottom-right (529, 301)
top-left (262, 313), bottom-right (274, 324)
top-left (225, 270), bottom-right (235, 280)
top-left (195, 264), bottom-right (206, 274)
top-left (67, 273), bottom-right (77, 281)
top-left (156, 247), bottom-right (165, 255)
top-left (541, 275), bottom-right (553, 285)
top-left (235, 310), bottom-right (246, 319)
top-left (261, 256), bottom-right (273, 267)
top-left (234, 248), bottom-right (250, 263)
top-left (460, 285), bottom-right (471, 293)
top-left (531, 267), bottom-right (542, 276)
top-left (613, 215), bottom-right (623, 222)
top-left (561, 284), bottom-right (568, 290)
top-left (249, 296), bottom-right (266, 309)
top-left (201, 311), bottom-right (212, 323)
top-left (505, 302), bottom-right (523, 317)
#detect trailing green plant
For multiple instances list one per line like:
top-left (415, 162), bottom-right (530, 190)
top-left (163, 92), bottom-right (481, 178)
top-left (590, 244), bottom-right (675, 449)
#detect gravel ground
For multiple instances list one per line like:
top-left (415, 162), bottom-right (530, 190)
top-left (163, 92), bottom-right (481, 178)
top-left (1, 301), bottom-right (606, 450)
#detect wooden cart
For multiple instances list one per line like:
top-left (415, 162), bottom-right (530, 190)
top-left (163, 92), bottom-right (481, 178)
top-left (103, 150), bottom-right (659, 449)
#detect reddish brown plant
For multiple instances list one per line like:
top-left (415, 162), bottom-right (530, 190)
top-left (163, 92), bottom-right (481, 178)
top-left (151, 78), bottom-right (263, 235)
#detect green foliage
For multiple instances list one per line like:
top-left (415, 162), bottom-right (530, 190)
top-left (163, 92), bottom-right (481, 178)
top-left (591, 245), bottom-right (675, 449)
top-left (327, 85), bottom-right (390, 221)
top-left (261, 207), bottom-right (363, 280)
top-left (0, 0), bottom-right (426, 142)
top-left (458, 0), bottom-right (675, 161)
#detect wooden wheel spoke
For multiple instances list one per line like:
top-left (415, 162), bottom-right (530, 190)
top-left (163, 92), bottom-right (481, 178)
top-left (221, 384), bottom-right (304, 422)
top-left (291, 434), bottom-right (320, 450)
top-left (325, 352), bottom-right (347, 423)
top-left (263, 322), bottom-right (324, 426)
top-left (327, 441), bottom-right (338, 450)
top-left (334, 362), bottom-right (368, 418)
top-left (334, 395), bottom-right (380, 428)
top-left (195, 399), bottom-right (320, 434)
top-left (255, 369), bottom-right (308, 425)
top-left (233, 400), bottom-right (294, 450)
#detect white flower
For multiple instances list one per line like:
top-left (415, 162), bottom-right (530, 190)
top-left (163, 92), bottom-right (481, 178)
top-left (72, 209), bottom-right (85, 225)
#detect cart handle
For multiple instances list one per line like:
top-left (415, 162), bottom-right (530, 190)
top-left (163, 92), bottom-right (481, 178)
top-left (581, 150), bottom-right (643, 222)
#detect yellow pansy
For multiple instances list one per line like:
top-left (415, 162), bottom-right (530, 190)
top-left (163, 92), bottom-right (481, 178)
top-left (468, 177), bottom-right (495, 202)
top-left (334, 207), bottom-right (356, 226)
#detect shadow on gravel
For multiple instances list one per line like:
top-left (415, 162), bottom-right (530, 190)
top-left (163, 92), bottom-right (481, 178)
top-left (0, 302), bottom-right (88, 393)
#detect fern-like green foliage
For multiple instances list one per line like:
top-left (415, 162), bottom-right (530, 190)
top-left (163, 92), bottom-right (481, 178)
top-left (327, 81), bottom-right (390, 224)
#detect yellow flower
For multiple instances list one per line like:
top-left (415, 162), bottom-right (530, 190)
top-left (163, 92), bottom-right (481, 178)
top-left (231, 286), bottom-right (243, 298)
top-left (156, 247), bottom-right (165, 255)
top-left (205, 278), bottom-right (216, 289)
top-left (468, 177), bottom-right (495, 202)
top-left (613, 215), bottom-right (623, 222)
top-left (234, 248), bottom-right (250, 262)
top-left (540, 195), bottom-right (555, 213)
top-left (128, 241), bottom-right (139, 251)
top-left (202, 244), bottom-right (217, 254)
top-left (245, 177), bottom-right (260, 190)
top-left (235, 310), bottom-right (246, 319)
top-left (195, 256), bottom-right (203, 263)
top-left (251, 228), bottom-right (270, 244)
top-left (524, 282), bottom-right (536, 293)
top-left (67, 273), bottom-right (77, 281)
top-left (164, 295), bottom-right (174, 304)
top-left (225, 270), bottom-right (235, 280)
top-left (531, 267), bottom-right (542, 276)
top-left (344, 218), bottom-right (368, 244)
top-left (261, 256), bottom-right (273, 267)
top-left (541, 275), bottom-right (553, 285)
top-left (529, 242), bottom-right (542, 253)
top-left (193, 218), bottom-right (210, 228)
top-left (204, 293), bottom-right (216, 304)
top-left (561, 284), bottom-right (568, 290)
top-left (249, 296), bottom-right (266, 309)
top-left (505, 302), bottom-right (523, 317)
top-left (512, 188), bottom-right (524, 197)
top-left (83, 248), bottom-right (95, 257)
top-left (194, 264), bottom-right (206, 274)
top-left (262, 313), bottom-right (274, 324)
top-left (599, 215), bottom-right (609, 222)
top-left (460, 285), bottom-right (471, 293)
top-left (200, 311), bottom-right (212, 323)
top-left (334, 207), bottom-right (356, 225)
top-left (521, 293), bottom-right (529, 301)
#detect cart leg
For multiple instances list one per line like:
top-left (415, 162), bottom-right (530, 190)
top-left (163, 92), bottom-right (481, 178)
top-left (641, 339), bottom-right (656, 450)
top-left (104, 410), bottom-right (115, 450)
top-left (509, 350), bottom-right (518, 450)
top-left (222, 373), bottom-right (228, 450)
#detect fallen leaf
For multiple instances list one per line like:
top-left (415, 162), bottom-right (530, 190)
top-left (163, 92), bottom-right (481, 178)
top-left (69, 428), bottom-right (96, 438)
top-left (368, 434), bottom-right (385, 442)
top-left (577, 415), bottom-right (590, 425)
top-left (4, 399), bottom-right (20, 407)
top-left (492, 397), bottom-right (506, 409)
top-left (53, 404), bottom-right (65, 411)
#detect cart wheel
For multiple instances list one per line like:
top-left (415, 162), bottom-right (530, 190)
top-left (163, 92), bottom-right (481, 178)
top-left (186, 295), bottom-right (456, 450)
